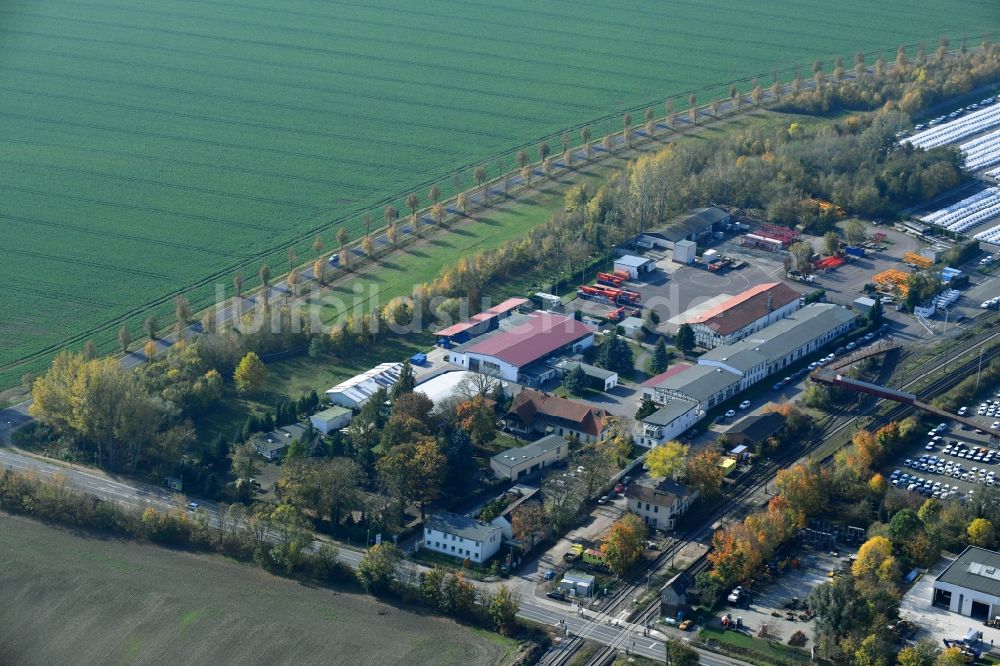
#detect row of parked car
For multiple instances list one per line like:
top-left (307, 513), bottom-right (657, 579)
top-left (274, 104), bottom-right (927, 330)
top-left (770, 326), bottom-right (888, 391)
top-left (889, 469), bottom-right (969, 499)
top-left (912, 98), bottom-right (996, 131)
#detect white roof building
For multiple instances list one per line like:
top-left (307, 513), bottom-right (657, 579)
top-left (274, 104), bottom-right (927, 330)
top-left (325, 362), bottom-right (402, 409)
top-left (414, 370), bottom-right (502, 405)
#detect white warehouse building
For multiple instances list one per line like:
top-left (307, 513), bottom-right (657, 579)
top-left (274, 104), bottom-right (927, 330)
top-left (933, 546), bottom-right (1000, 621)
top-left (325, 362), bottom-right (402, 409)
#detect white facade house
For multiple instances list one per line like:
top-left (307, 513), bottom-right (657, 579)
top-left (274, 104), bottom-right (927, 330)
top-left (449, 311), bottom-right (594, 383)
top-left (490, 435), bottom-right (569, 480)
top-left (636, 399), bottom-right (701, 448)
top-left (933, 546), bottom-right (1000, 620)
top-left (423, 512), bottom-right (503, 564)
top-left (309, 406), bottom-right (353, 435)
top-left (325, 362), bottom-right (402, 409)
top-left (625, 480), bottom-right (697, 531)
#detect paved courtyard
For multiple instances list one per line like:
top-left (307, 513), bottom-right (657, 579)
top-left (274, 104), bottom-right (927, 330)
top-left (900, 555), bottom-right (1000, 653)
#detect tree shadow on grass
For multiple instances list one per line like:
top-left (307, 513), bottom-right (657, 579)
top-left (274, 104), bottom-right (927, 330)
top-left (447, 227), bottom-right (475, 237)
top-left (475, 215), bottom-right (501, 226)
top-left (402, 247), bottom-right (430, 258)
top-left (426, 238), bottom-right (455, 248)
top-left (377, 260), bottom-right (402, 271)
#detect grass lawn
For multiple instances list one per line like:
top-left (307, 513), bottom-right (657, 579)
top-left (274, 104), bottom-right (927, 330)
top-left (194, 336), bottom-right (430, 444)
top-left (0, 512), bottom-right (514, 665)
top-left (314, 164), bottom-right (620, 325)
top-left (699, 626), bottom-right (810, 665)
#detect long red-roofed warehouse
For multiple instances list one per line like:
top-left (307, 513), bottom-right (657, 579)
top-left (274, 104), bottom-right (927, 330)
top-left (682, 282), bottom-right (803, 349)
top-left (448, 311), bottom-right (595, 382)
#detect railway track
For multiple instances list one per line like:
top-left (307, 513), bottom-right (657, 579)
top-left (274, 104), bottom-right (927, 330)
top-left (542, 323), bottom-right (1000, 666)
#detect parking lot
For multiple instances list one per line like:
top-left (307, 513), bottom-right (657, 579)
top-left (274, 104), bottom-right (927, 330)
top-left (885, 400), bottom-right (1000, 503)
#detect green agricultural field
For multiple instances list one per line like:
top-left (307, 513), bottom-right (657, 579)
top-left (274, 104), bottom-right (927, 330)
top-left (0, 513), bottom-right (515, 665)
top-left (0, 0), bottom-right (995, 388)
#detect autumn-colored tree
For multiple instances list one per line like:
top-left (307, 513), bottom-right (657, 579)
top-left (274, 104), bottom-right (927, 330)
top-left (431, 202), bottom-right (445, 227)
top-left (336, 227), bottom-right (349, 249)
top-left (313, 258), bottom-right (326, 285)
top-left (377, 438), bottom-right (446, 519)
top-left (581, 126), bottom-right (592, 161)
top-left (708, 522), bottom-right (762, 586)
top-left (311, 234), bottom-right (324, 255)
top-left (852, 536), bottom-right (894, 580)
top-left (937, 648), bottom-right (967, 666)
top-left (144, 339), bottom-right (157, 361)
top-left (967, 518), bottom-right (997, 548)
top-left (511, 502), bottom-right (547, 549)
top-left (774, 462), bottom-right (827, 518)
top-left (487, 584), bottom-right (519, 636)
top-left (234, 351), bottom-right (267, 394)
top-left (847, 429), bottom-right (883, 478)
top-left (645, 440), bottom-right (688, 479)
top-left (232, 271), bottom-right (245, 298)
top-left (456, 192), bottom-right (467, 216)
top-left (386, 222), bottom-right (399, 249)
top-left (428, 184), bottom-right (441, 205)
top-left (601, 513), bottom-right (646, 576)
top-left (685, 449), bottom-right (725, 498)
top-left (362, 234), bottom-right (376, 258)
top-left (868, 473), bottom-right (887, 497)
top-left (455, 395), bottom-right (496, 445)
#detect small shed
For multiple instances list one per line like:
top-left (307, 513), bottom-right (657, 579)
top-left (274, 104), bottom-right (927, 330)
top-left (310, 406), bottom-right (353, 435)
top-left (619, 316), bottom-right (645, 339)
top-left (718, 458), bottom-right (737, 477)
top-left (614, 255), bottom-right (655, 279)
top-left (729, 444), bottom-right (749, 461)
top-left (853, 296), bottom-right (876, 315)
top-left (673, 240), bottom-right (696, 264)
top-left (559, 571), bottom-right (596, 597)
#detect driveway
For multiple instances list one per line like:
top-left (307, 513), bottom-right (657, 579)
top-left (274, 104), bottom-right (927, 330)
top-left (900, 555), bottom-right (1000, 652)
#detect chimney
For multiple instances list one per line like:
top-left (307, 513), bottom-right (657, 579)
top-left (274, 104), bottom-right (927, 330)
top-left (767, 292), bottom-right (773, 312)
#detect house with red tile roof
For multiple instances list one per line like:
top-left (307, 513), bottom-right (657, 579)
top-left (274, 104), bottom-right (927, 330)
top-left (450, 311), bottom-right (594, 383)
top-left (682, 282), bottom-right (802, 349)
top-left (505, 388), bottom-right (609, 444)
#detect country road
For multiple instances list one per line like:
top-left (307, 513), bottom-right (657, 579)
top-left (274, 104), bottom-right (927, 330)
top-left (0, 441), bottom-right (734, 663)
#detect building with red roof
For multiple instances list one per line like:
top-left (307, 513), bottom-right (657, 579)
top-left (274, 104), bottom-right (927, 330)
top-left (505, 388), bottom-right (609, 444)
top-left (434, 297), bottom-right (530, 345)
top-left (683, 282), bottom-right (802, 349)
top-left (450, 311), bottom-right (594, 383)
